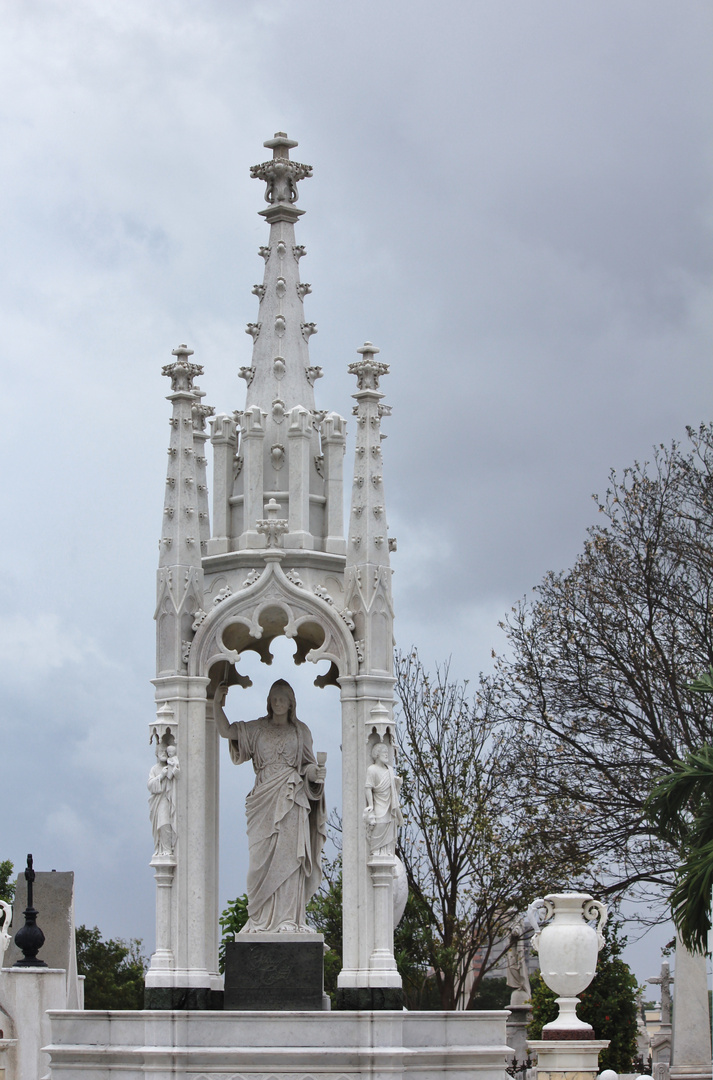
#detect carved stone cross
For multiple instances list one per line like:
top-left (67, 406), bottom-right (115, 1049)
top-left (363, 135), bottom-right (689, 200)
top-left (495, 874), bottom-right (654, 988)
top-left (648, 959), bottom-right (674, 1026)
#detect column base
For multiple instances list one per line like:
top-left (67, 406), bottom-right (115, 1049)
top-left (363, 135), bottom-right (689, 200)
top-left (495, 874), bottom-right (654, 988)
top-left (335, 986), bottom-right (404, 1010)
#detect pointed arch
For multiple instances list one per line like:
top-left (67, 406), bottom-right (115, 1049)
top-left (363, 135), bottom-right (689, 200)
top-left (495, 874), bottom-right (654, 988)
top-left (189, 559), bottom-right (359, 685)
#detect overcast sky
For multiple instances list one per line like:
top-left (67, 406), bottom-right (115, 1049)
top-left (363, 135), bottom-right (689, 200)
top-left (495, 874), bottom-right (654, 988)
top-left (1, 0), bottom-right (711, 988)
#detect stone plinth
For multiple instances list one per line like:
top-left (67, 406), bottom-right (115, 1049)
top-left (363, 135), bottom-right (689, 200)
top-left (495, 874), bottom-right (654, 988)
top-left (507, 1003), bottom-right (532, 1066)
top-left (2, 871), bottom-right (83, 1009)
top-left (48, 1008), bottom-right (514, 1079)
top-left (0, 1036), bottom-right (17, 1080)
top-left (528, 1037), bottom-right (610, 1080)
top-left (224, 933), bottom-right (327, 1010)
top-left (0, 968), bottom-right (67, 1080)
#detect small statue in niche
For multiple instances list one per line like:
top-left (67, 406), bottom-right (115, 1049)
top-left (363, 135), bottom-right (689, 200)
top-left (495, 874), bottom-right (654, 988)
top-left (148, 741), bottom-right (179, 856)
top-left (364, 741), bottom-right (404, 856)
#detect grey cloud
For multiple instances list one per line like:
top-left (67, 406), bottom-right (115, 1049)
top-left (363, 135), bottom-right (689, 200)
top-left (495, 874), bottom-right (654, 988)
top-left (0, 0), bottom-right (709, 981)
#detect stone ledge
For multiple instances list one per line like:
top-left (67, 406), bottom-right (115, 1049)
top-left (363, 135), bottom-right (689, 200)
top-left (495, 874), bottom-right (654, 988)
top-left (48, 1010), bottom-right (514, 1079)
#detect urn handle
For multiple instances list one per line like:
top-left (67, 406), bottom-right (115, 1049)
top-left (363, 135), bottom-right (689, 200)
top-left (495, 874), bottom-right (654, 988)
top-left (526, 897), bottom-right (554, 954)
top-left (582, 898), bottom-right (608, 950)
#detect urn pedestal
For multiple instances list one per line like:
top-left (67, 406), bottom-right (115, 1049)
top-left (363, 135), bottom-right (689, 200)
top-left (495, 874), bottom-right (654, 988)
top-left (528, 1038), bottom-right (611, 1080)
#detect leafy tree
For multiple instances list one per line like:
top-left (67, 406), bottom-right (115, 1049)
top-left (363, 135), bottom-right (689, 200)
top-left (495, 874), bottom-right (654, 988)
top-left (468, 976), bottom-right (510, 1010)
top-left (393, 892), bottom-right (441, 1009)
top-left (495, 426), bottom-right (713, 908)
top-left (646, 738), bottom-right (713, 954)
top-left (528, 921), bottom-right (640, 1073)
top-left (218, 893), bottom-right (249, 974)
top-left (75, 925), bottom-right (146, 1009)
top-left (395, 649), bottom-right (590, 1010)
top-left (307, 856), bottom-right (441, 1009)
top-left (0, 861), bottom-right (14, 904)
top-left (307, 855), bottom-right (343, 1004)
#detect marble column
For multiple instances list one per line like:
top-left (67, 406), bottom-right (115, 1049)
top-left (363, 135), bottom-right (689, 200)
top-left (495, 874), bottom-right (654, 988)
top-left (671, 937), bottom-right (712, 1080)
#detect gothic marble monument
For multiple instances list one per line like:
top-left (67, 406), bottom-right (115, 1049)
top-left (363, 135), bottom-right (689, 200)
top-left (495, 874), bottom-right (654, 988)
top-left (47, 133), bottom-right (514, 1077)
top-left (144, 131), bottom-right (402, 1010)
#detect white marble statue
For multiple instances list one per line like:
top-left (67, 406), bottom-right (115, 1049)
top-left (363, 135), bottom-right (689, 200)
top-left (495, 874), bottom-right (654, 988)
top-left (0, 898), bottom-right (12, 954)
top-left (506, 914), bottom-right (531, 1005)
top-left (148, 741), bottom-right (179, 855)
top-left (364, 741), bottom-right (404, 856)
top-left (215, 679), bottom-right (327, 933)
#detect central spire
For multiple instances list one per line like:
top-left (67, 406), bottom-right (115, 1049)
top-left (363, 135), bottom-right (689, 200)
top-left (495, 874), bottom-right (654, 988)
top-left (208, 134), bottom-right (346, 556)
top-left (242, 132), bottom-right (319, 426)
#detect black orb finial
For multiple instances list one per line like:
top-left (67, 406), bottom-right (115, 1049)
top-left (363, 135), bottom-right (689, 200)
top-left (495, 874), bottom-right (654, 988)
top-left (13, 854), bottom-right (47, 968)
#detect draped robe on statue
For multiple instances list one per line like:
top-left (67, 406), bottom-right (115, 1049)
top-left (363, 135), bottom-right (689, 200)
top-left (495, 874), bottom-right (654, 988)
top-left (365, 760), bottom-right (404, 855)
top-left (229, 716), bottom-right (327, 932)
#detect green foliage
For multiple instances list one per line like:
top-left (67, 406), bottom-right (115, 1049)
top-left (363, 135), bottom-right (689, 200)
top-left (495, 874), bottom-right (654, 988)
top-left (307, 855), bottom-right (342, 948)
top-left (646, 741), bottom-right (713, 954)
top-left (528, 922), bottom-right (639, 1073)
top-left (307, 857), bottom-right (441, 1009)
top-left (75, 925), bottom-right (147, 1009)
top-left (468, 976), bottom-right (511, 1010)
top-left (307, 856), bottom-right (342, 1004)
top-left (218, 894), bottom-right (249, 974)
top-left (0, 861), bottom-right (15, 905)
top-left (689, 667), bottom-right (713, 695)
top-left (644, 667), bottom-right (713, 954)
top-left (528, 971), bottom-right (558, 1032)
top-left (393, 891), bottom-right (441, 1009)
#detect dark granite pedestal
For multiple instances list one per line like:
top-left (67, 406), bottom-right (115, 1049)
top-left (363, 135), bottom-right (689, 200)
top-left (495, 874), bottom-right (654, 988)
top-left (335, 986), bottom-right (404, 1010)
top-left (224, 933), bottom-right (328, 1011)
top-left (144, 986), bottom-right (223, 1010)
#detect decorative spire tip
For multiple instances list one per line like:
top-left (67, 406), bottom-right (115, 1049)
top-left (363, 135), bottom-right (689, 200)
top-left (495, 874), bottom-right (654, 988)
top-left (251, 134), bottom-right (312, 210)
top-left (263, 132), bottom-right (299, 159)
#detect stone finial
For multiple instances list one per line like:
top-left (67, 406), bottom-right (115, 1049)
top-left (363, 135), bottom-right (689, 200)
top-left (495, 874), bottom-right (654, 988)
top-left (12, 854), bottom-right (47, 968)
top-left (162, 345), bottom-right (204, 393)
top-left (349, 343), bottom-right (390, 391)
top-left (250, 133), bottom-right (313, 205)
top-left (256, 498), bottom-right (289, 548)
top-left (191, 386), bottom-right (215, 433)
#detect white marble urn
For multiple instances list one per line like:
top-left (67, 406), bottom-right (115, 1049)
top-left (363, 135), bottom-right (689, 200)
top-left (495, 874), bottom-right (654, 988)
top-left (527, 892), bottom-right (607, 1033)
